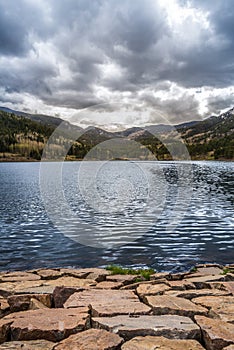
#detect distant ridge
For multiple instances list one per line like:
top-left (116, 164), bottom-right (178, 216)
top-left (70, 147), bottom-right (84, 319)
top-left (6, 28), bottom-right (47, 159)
top-left (0, 106), bottom-right (233, 161)
top-left (0, 106), bottom-right (67, 128)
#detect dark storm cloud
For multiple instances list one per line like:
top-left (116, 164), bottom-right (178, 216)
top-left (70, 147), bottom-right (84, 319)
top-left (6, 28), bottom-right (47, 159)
top-left (206, 93), bottom-right (234, 115)
top-left (140, 91), bottom-right (200, 124)
top-left (0, 1), bottom-right (28, 56)
top-left (0, 0), bottom-right (234, 121)
top-left (0, 0), bottom-right (53, 56)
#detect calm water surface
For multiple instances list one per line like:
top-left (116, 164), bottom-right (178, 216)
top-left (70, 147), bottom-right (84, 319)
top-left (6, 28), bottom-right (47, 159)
top-left (0, 161), bottom-right (233, 272)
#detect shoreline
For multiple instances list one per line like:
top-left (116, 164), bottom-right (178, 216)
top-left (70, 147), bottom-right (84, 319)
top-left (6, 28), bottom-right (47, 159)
top-left (0, 263), bottom-right (233, 349)
top-left (0, 157), bottom-right (234, 163)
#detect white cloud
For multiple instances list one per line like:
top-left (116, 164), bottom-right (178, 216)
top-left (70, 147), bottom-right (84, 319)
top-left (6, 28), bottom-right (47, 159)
top-left (0, 0), bottom-right (234, 129)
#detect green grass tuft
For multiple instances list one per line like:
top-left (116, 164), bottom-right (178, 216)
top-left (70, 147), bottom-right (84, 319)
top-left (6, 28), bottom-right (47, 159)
top-left (221, 267), bottom-right (231, 275)
top-left (106, 265), bottom-right (155, 281)
top-left (190, 266), bottom-right (197, 273)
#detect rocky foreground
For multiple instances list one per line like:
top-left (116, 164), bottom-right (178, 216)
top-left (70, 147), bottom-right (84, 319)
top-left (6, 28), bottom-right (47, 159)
top-left (0, 264), bottom-right (233, 349)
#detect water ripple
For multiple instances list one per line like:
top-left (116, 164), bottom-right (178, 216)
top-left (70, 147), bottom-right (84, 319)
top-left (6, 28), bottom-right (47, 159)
top-left (0, 161), bottom-right (233, 272)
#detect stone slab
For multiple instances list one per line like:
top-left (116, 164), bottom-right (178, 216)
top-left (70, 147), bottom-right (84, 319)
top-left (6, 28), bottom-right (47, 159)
top-left (0, 299), bottom-right (9, 317)
top-left (64, 289), bottom-right (151, 317)
top-left (145, 295), bottom-right (207, 318)
top-left (121, 336), bottom-right (205, 350)
top-left (43, 277), bottom-right (96, 288)
top-left (192, 296), bottom-right (234, 323)
top-left (106, 274), bottom-right (141, 285)
top-left (193, 266), bottom-right (223, 276)
top-left (52, 286), bottom-right (83, 308)
top-left (54, 328), bottom-right (123, 350)
top-left (7, 294), bottom-right (52, 312)
top-left (0, 319), bottom-right (12, 344)
top-left (95, 281), bottom-right (123, 289)
top-left (150, 273), bottom-right (170, 281)
top-left (0, 272), bottom-right (41, 283)
top-left (49, 268), bottom-right (109, 282)
top-left (210, 282), bottom-right (234, 295)
top-left (136, 283), bottom-right (170, 298)
top-left (166, 280), bottom-right (196, 290)
top-left (3, 308), bottom-right (89, 342)
top-left (35, 269), bottom-right (64, 280)
top-left (92, 315), bottom-right (201, 340)
top-left (195, 316), bottom-right (234, 350)
top-left (165, 288), bottom-right (231, 300)
top-left (184, 275), bottom-right (226, 289)
top-left (0, 340), bottom-right (55, 349)
top-left (0, 281), bottom-right (44, 297)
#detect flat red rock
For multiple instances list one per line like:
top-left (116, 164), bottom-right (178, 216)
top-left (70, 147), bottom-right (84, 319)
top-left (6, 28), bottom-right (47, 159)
top-left (145, 295), bottom-right (207, 318)
top-left (0, 340), bottom-right (54, 349)
top-left (64, 289), bottom-right (151, 316)
top-left (3, 308), bottom-right (89, 342)
top-left (54, 328), bottom-right (123, 349)
top-left (122, 336), bottom-right (205, 350)
top-left (195, 316), bottom-right (234, 350)
top-left (92, 315), bottom-right (201, 340)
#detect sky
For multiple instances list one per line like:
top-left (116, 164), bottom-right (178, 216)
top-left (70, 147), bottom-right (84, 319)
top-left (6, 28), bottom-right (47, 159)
top-left (0, 0), bottom-right (234, 130)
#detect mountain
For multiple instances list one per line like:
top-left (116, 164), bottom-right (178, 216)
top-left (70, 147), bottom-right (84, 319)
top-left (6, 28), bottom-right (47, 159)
top-left (0, 107), bottom-right (233, 161)
top-left (177, 107), bottom-right (234, 159)
top-left (0, 108), bottom-right (84, 161)
top-left (0, 106), bottom-right (75, 129)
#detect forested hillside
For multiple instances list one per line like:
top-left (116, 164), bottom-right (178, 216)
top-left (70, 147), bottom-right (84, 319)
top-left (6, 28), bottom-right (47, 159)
top-left (0, 111), bottom-right (54, 160)
top-left (0, 107), bottom-right (233, 161)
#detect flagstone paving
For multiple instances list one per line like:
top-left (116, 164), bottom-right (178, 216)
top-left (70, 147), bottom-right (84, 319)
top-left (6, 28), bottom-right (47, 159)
top-left (0, 264), bottom-right (233, 349)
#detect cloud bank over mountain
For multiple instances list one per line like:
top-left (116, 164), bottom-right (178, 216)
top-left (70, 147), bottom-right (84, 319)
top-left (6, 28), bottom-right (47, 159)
top-left (0, 0), bottom-right (234, 128)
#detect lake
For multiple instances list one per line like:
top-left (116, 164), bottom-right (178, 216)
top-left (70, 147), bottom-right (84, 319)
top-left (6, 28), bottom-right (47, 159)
top-left (0, 161), bottom-right (233, 272)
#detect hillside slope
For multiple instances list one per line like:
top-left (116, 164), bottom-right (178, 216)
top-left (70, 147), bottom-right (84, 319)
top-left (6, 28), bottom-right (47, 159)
top-left (0, 108), bottom-right (233, 161)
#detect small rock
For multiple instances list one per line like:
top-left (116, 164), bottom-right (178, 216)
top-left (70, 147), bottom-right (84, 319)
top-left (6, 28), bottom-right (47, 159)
top-left (18, 286), bottom-right (56, 295)
top-left (136, 283), bottom-right (170, 298)
top-left (95, 281), bottom-right (123, 289)
top-left (0, 299), bottom-right (9, 317)
top-left (85, 268), bottom-right (111, 282)
top-left (0, 272), bottom-right (41, 283)
top-left (3, 308), bottom-right (89, 342)
top-left (0, 339), bottom-right (55, 349)
top-left (221, 282), bottom-right (234, 295)
top-left (209, 282), bottom-right (234, 295)
top-left (167, 272), bottom-right (186, 281)
top-left (59, 269), bottom-right (91, 279)
top-left (192, 296), bottom-right (234, 323)
top-left (145, 295), bottom-right (207, 318)
top-left (0, 319), bottom-right (12, 344)
top-left (195, 315), bottom-right (234, 350)
top-left (35, 269), bottom-right (64, 280)
top-left (0, 281), bottom-right (44, 297)
top-left (121, 336), bottom-right (205, 350)
top-left (150, 272), bottom-right (170, 281)
top-left (225, 273), bottom-right (234, 281)
top-left (29, 298), bottom-right (49, 310)
top-left (184, 275), bottom-right (226, 289)
top-left (64, 289), bottom-right (151, 317)
top-left (165, 288), bottom-right (230, 300)
top-left (7, 294), bottom-right (52, 312)
top-left (63, 268), bottom-right (110, 282)
top-left (120, 280), bottom-right (167, 291)
top-left (93, 314), bottom-right (201, 340)
top-left (167, 280), bottom-right (196, 290)
top-left (196, 264), bottom-right (223, 269)
top-left (43, 277), bottom-right (96, 288)
top-left (54, 328), bottom-right (123, 350)
top-left (106, 274), bottom-right (142, 285)
top-left (193, 266), bottom-right (223, 276)
top-left (53, 286), bottom-right (83, 308)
